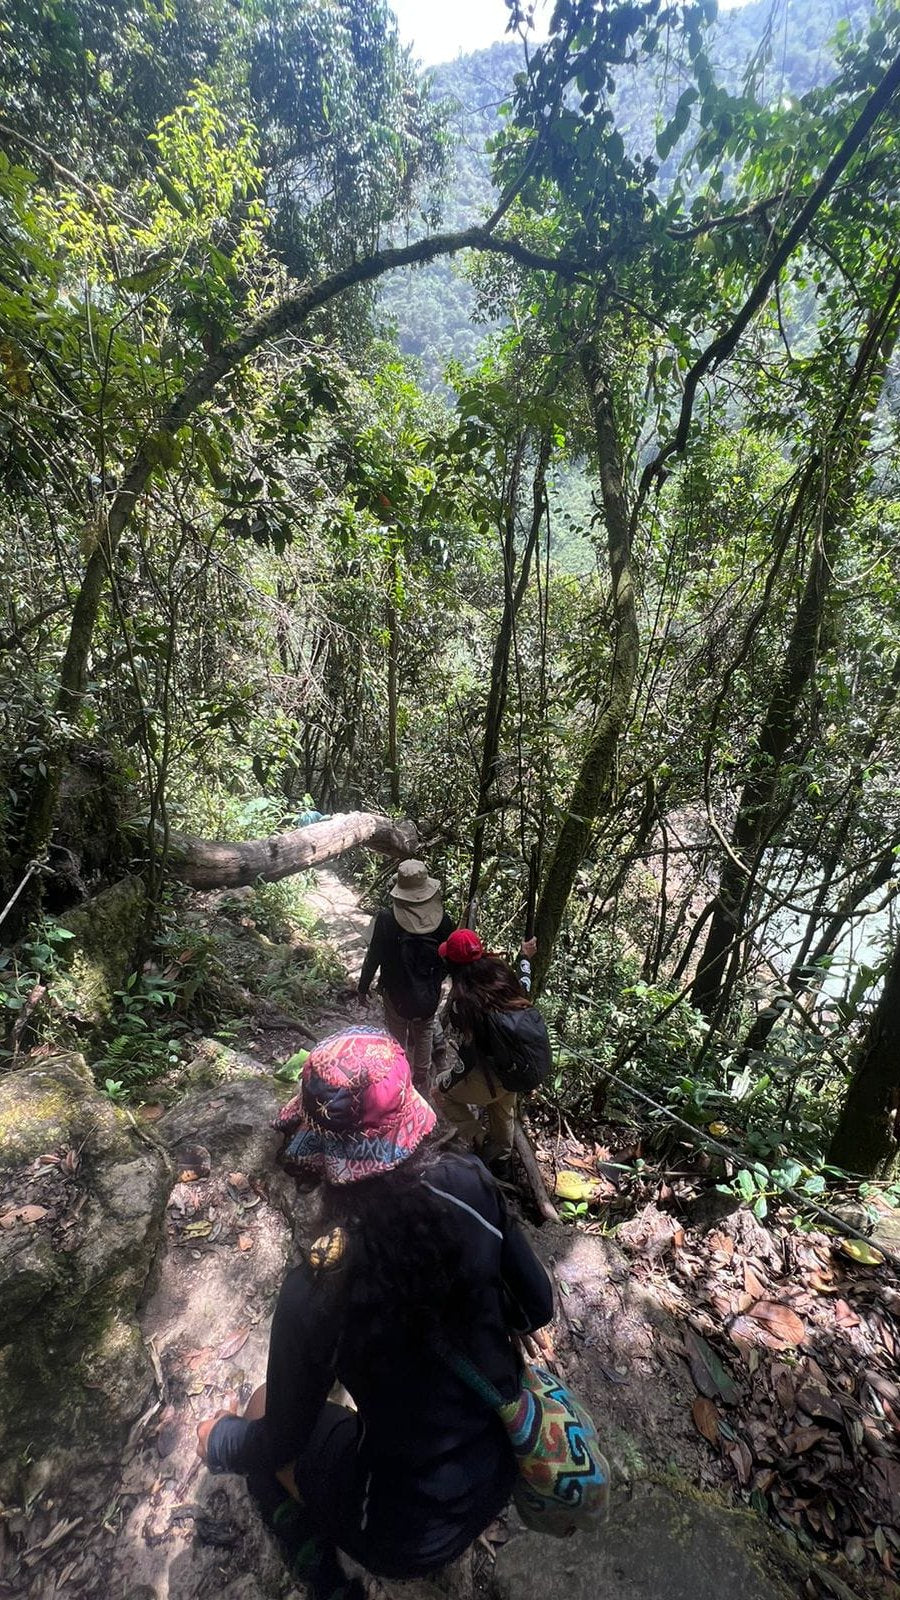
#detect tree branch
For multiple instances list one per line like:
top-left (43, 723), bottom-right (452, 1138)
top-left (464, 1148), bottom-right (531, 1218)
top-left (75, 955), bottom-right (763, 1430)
top-left (638, 47), bottom-right (900, 503)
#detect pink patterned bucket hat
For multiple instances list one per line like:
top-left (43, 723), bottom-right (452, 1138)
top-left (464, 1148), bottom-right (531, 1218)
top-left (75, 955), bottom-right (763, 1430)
top-left (273, 1027), bottom-right (436, 1184)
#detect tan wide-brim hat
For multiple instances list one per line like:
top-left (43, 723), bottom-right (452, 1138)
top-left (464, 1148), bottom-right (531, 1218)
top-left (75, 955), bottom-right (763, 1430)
top-left (393, 896), bottom-right (445, 935)
top-left (390, 859), bottom-right (441, 904)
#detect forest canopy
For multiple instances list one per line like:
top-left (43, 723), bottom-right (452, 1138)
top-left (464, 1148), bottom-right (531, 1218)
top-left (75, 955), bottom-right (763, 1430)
top-left (2, 0), bottom-right (900, 1196)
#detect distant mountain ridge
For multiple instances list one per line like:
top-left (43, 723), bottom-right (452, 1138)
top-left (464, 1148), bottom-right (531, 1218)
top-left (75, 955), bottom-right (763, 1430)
top-left (380, 0), bottom-right (871, 386)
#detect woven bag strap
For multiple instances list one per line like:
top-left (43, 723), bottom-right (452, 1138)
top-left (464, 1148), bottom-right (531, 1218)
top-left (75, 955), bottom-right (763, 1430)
top-left (430, 1333), bottom-right (505, 1411)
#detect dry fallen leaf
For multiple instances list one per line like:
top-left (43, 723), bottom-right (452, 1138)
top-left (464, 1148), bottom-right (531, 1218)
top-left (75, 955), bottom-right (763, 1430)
top-left (796, 1387), bottom-right (844, 1426)
top-left (727, 1438), bottom-right (753, 1486)
top-left (743, 1262), bottom-right (767, 1302)
top-left (0, 1204), bottom-right (49, 1228)
top-left (785, 1426), bottom-right (828, 1455)
top-left (865, 1370), bottom-right (900, 1405)
top-left (833, 1298), bottom-right (860, 1329)
top-left (708, 1231), bottom-right (735, 1260)
top-left (237, 1233), bottom-right (253, 1252)
top-left (137, 1104), bottom-right (166, 1123)
top-left (217, 1327), bottom-right (250, 1361)
top-left (745, 1300), bottom-right (806, 1350)
top-left (691, 1396), bottom-right (720, 1444)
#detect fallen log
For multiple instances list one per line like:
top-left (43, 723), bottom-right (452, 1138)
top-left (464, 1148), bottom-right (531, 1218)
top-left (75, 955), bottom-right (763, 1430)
top-left (164, 811), bottom-right (418, 890)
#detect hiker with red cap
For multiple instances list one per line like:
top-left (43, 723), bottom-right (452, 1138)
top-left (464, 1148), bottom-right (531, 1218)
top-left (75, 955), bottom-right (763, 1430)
top-left (355, 858), bottom-right (453, 1086)
top-left (435, 930), bottom-right (550, 1178)
top-left (195, 1025), bottom-right (554, 1597)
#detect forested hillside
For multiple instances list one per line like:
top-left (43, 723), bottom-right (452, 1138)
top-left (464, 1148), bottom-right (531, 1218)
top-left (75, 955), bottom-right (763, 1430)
top-left (3, 0), bottom-right (900, 1588)
top-left (380, 0), bottom-right (872, 382)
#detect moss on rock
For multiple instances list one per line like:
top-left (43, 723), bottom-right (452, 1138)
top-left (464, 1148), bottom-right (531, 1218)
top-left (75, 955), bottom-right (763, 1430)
top-left (57, 875), bottom-right (147, 1023)
top-left (0, 1055), bottom-right (171, 1497)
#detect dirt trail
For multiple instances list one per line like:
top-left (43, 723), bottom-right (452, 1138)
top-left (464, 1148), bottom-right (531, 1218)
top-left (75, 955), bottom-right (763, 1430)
top-left (7, 869), bottom-right (887, 1600)
top-left (304, 866), bottom-right (373, 983)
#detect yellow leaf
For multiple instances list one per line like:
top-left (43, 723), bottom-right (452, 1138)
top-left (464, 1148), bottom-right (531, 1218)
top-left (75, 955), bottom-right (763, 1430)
top-left (708, 1122), bottom-right (730, 1137)
top-left (554, 1170), bottom-right (599, 1202)
top-left (837, 1238), bottom-right (884, 1267)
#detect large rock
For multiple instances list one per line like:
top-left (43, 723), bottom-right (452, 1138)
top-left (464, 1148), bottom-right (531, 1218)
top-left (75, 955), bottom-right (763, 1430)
top-left (491, 1482), bottom-right (796, 1600)
top-left (57, 874), bottom-right (147, 1022)
top-left (0, 1054), bottom-right (170, 1497)
top-left (0, 1069), bottom-right (314, 1598)
top-left (529, 1224), bottom-right (697, 1477)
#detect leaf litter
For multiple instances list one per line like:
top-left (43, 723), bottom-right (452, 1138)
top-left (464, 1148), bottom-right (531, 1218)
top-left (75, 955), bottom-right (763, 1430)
top-left (531, 1123), bottom-right (900, 1592)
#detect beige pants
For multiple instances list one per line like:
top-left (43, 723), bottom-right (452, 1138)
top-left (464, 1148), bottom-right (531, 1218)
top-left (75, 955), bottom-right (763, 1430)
top-left (436, 1065), bottom-right (517, 1159)
top-left (382, 992), bottom-right (435, 1085)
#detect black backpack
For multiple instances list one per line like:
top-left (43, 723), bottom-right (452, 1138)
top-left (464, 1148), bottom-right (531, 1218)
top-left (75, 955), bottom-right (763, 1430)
top-left (484, 1006), bottom-right (552, 1093)
top-left (390, 926), bottom-right (445, 1020)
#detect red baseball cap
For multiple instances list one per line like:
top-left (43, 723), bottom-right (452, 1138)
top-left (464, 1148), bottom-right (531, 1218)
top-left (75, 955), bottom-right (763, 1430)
top-left (439, 928), bottom-right (485, 964)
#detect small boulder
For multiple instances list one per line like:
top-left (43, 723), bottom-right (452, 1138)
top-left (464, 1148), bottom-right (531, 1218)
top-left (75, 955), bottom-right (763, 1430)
top-left (156, 1076), bottom-right (293, 1181)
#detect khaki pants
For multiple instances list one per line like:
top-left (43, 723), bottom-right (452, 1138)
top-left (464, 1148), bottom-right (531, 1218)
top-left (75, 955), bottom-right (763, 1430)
top-left (435, 1065), bottom-right (517, 1159)
top-left (382, 992), bottom-right (435, 1086)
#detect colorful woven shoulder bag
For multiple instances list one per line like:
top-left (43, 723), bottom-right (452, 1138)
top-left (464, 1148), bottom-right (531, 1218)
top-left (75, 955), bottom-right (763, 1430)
top-left (435, 1343), bottom-right (610, 1537)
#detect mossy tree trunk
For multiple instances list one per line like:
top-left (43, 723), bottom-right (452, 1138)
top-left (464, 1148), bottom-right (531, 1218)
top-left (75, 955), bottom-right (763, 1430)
top-left (165, 810), bottom-right (416, 889)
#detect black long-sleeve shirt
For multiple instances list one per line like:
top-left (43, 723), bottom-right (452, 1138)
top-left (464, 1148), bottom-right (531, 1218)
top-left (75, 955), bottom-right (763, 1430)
top-left (357, 908), bottom-right (454, 1013)
top-left (207, 1152), bottom-right (553, 1568)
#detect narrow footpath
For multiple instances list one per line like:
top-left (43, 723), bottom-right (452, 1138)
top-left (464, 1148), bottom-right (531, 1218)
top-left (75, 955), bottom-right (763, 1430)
top-left (5, 867), bottom-right (891, 1600)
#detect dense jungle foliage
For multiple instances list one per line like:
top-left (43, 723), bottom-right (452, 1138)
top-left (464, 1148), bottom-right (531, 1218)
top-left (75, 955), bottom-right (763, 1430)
top-left (2, 0), bottom-right (900, 1197)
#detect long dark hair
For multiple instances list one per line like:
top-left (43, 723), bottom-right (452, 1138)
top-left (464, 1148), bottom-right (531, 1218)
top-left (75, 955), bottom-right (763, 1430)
top-left (446, 953), bottom-right (531, 1040)
top-left (319, 1143), bottom-right (472, 1353)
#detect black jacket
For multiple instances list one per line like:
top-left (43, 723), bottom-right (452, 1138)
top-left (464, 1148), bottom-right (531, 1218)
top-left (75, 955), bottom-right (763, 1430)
top-left (358, 908), bottom-right (454, 1016)
top-left (207, 1152), bottom-right (553, 1569)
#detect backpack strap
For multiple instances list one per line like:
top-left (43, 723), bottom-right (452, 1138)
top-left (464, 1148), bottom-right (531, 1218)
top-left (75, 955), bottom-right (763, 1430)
top-left (430, 1332), bottom-right (504, 1410)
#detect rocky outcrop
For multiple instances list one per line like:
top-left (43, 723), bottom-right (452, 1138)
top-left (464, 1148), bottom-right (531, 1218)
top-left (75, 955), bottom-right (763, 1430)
top-left (0, 1054), bottom-right (170, 1498)
top-left (0, 1058), bottom-right (314, 1598)
top-left (492, 1482), bottom-right (796, 1600)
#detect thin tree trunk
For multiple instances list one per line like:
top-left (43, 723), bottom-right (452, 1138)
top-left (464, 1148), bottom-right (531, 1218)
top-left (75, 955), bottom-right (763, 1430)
top-left (737, 847), bottom-right (900, 1062)
top-left (532, 348), bottom-right (639, 994)
top-left (829, 931), bottom-right (900, 1175)
top-left (468, 433), bottom-right (549, 906)
top-left (691, 279), bottom-right (900, 1016)
top-left (737, 653), bottom-right (900, 1061)
top-left (386, 551), bottom-right (400, 808)
top-left (690, 511), bottom-right (837, 1013)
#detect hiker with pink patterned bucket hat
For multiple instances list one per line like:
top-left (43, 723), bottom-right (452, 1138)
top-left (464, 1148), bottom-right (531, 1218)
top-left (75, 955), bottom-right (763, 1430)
top-left (196, 1026), bottom-right (553, 1598)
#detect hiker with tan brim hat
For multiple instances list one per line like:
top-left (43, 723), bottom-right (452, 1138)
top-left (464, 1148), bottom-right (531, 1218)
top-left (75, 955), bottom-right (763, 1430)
top-left (356, 860), bottom-right (453, 1086)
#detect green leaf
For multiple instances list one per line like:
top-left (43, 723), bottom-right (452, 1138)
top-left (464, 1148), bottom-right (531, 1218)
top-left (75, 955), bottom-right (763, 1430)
top-left (683, 1328), bottom-right (739, 1405)
top-left (736, 1169), bottom-right (755, 1202)
top-left (274, 1049), bottom-right (310, 1083)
